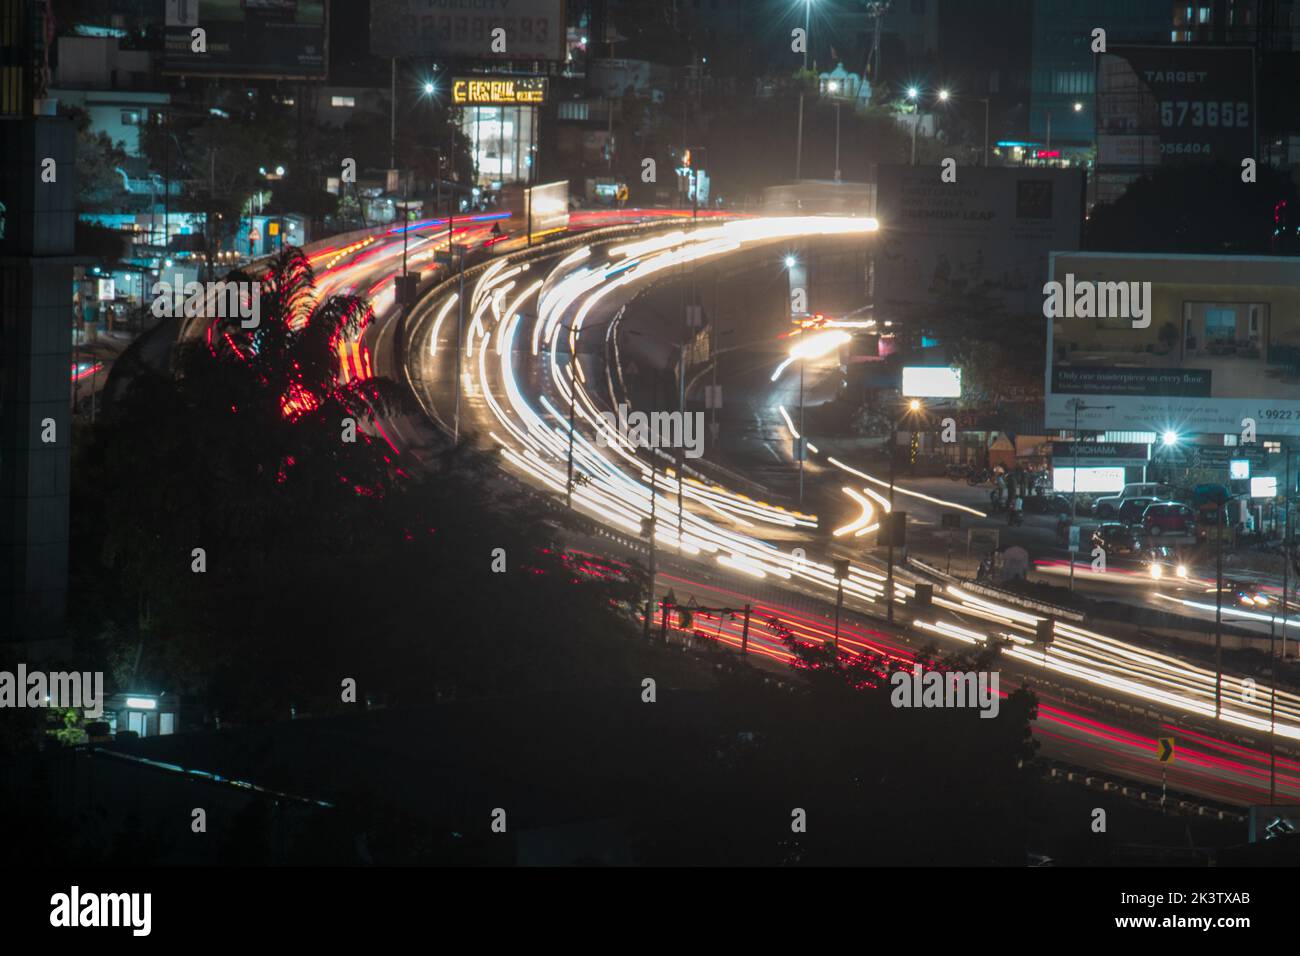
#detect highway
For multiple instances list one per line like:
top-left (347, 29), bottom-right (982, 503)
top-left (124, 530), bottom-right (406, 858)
top-left (386, 216), bottom-right (1300, 809)
top-left (166, 209), bottom-right (1300, 809)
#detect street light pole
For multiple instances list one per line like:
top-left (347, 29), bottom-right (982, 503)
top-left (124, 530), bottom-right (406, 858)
top-left (795, 0), bottom-right (811, 180)
top-left (798, 356), bottom-right (805, 509)
top-left (911, 105), bottom-right (919, 166)
top-left (834, 100), bottom-right (842, 181)
top-left (885, 402), bottom-right (920, 624)
top-left (1215, 495), bottom-right (1224, 719)
top-left (1070, 402), bottom-right (1081, 591)
top-left (1270, 609), bottom-right (1278, 803)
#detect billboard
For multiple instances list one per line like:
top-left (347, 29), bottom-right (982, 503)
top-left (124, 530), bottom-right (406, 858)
top-left (1050, 442), bottom-right (1150, 467)
top-left (164, 0), bottom-right (327, 79)
top-left (1044, 252), bottom-right (1300, 437)
top-left (370, 0), bottom-right (566, 62)
top-left (1097, 46), bottom-right (1256, 169)
top-left (874, 166), bottom-right (1085, 316)
top-left (452, 76), bottom-right (548, 106)
top-left (902, 367), bottom-right (961, 398)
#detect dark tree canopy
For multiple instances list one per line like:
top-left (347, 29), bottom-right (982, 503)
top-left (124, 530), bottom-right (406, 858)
top-left (1086, 162), bottom-right (1300, 255)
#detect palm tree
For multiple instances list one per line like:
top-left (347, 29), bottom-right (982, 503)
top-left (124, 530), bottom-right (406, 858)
top-left (189, 246), bottom-right (410, 495)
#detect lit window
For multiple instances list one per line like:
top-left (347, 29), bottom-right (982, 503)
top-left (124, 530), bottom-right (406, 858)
top-left (331, 96), bottom-right (356, 108)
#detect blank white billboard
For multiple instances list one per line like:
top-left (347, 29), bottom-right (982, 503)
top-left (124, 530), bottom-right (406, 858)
top-left (1052, 467), bottom-right (1126, 494)
top-left (902, 366), bottom-right (961, 398)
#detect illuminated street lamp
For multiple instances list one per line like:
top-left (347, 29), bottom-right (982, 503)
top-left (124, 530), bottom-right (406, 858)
top-left (907, 86), bottom-right (948, 166)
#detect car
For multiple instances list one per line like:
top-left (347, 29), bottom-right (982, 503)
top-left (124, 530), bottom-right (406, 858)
top-left (1092, 522), bottom-right (1145, 556)
top-left (1023, 493), bottom-right (1072, 515)
top-left (1204, 579), bottom-right (1276, 610)
top-left (1093, 482), bottom-right (1171, 519)
top-left (1141, 501), bottom-right (1197, 536)
top-left (1115, 496), bottom-right (1159, 524)
top-left (1144, 545), bottom-right (1193, 581)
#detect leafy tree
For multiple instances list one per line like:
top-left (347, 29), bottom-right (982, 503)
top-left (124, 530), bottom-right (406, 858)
top-left (628, 617), bottom-right (1040, 865)
top-left (61, 105), bottom-right (129, 210)
top-left (71, 248), bottom-right (648, 723)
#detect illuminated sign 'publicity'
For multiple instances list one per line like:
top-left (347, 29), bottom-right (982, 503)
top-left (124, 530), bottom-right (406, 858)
top-left (452, 77), bottom-right (549, 106)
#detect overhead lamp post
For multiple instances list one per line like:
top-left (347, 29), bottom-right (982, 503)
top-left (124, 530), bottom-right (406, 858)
top-left (828, 80), bottom-right (844, 181)
top-left (907, 87), bottom-right (919, 165)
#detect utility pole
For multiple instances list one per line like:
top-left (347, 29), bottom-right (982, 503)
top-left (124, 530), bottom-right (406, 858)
top-left (643, 456), bottom-right (658, 640)
top-left (887, 420), bottom-right (896, 624)
top-left (911, 104), bottom-right (919, 165)
top-left (1284, 447), bottom-right (1292, 660)
top-left (451, 203), bottom-right (465, 443)
top-left (885, 403), bottom-right (923, 624)
top-left (1270, 603), bottom-right (1278, 803)
top-left (566, 359), bottom-right (577, 508)
top-left (833, 559), bottom-right (849, 649)
top-left (1215, 493), bottom-right (1224, 719)
top-left (390, 57), bottom-right (397, 171)
top-left (677, 342), bottom-right (686, 551)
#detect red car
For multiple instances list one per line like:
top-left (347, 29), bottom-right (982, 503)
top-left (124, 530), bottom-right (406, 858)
top-left (1141, 501), bottom-right (1197, 536)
